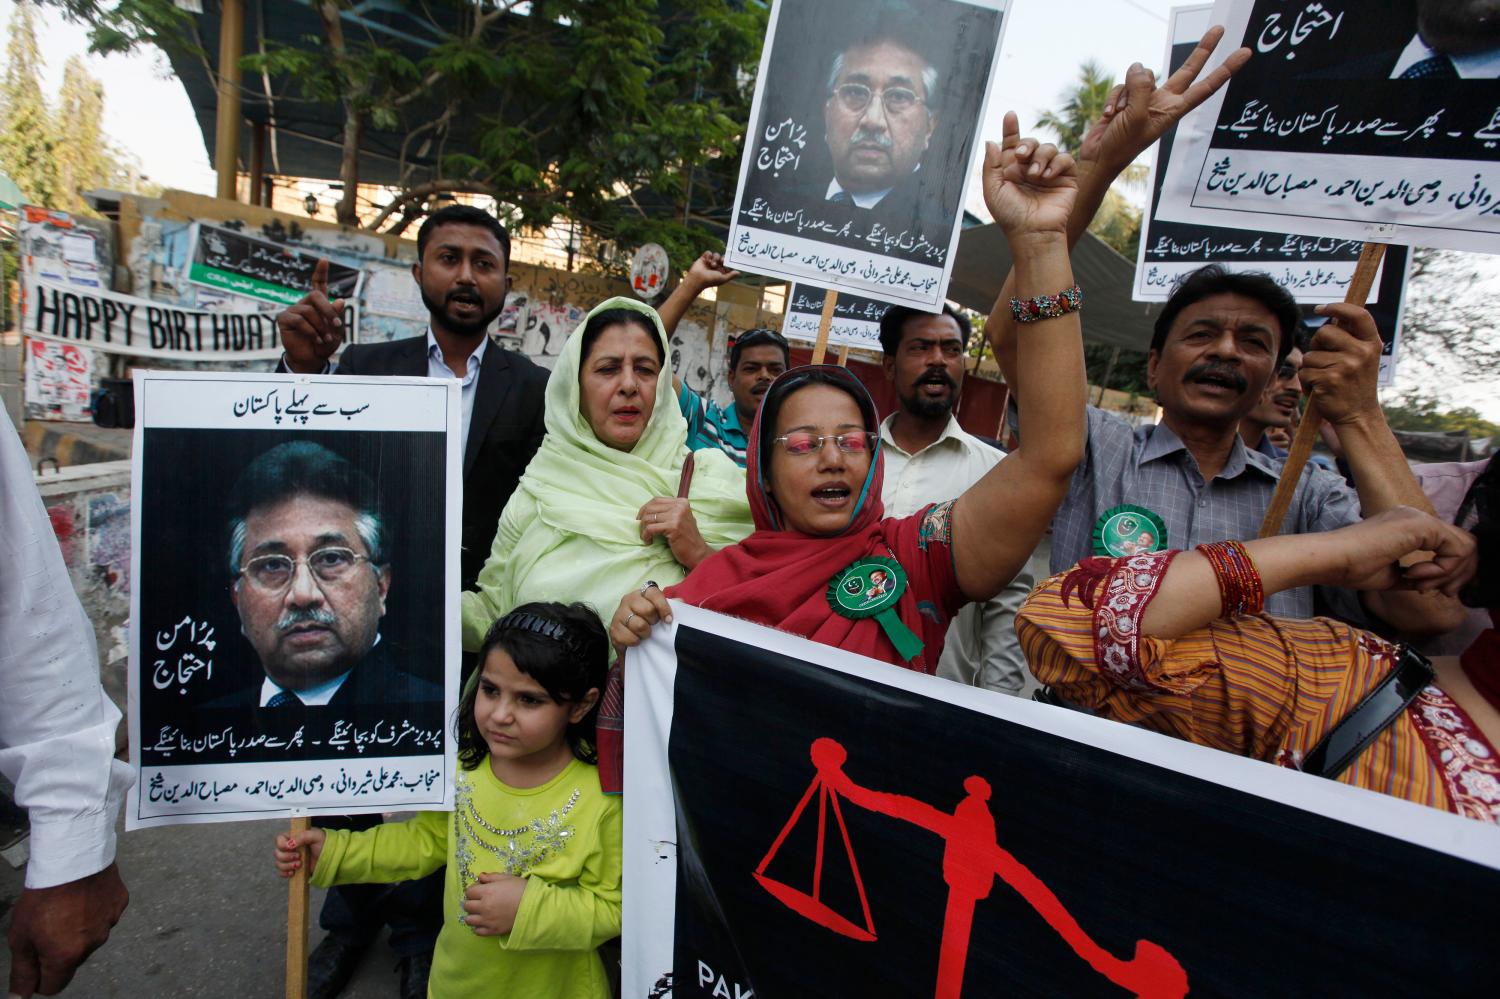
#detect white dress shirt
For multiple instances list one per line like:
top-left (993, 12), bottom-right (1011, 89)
top-left (293, 326), bottom-right (488, 453)
top-left (424, 328), bottom-right (487, 456)
top-left (879, 414), bottom-right (1037, 695)
top-left (0, 407), bottom-right (135, 888)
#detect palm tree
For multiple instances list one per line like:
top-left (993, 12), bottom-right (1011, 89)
top-left (1035, 61), bottom-right (1149, 189)
top-left (1035, 60), bottom-right (1115, 157)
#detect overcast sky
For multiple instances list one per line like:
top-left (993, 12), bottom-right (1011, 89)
top-left (5, 0), bottom-right (1498, 419)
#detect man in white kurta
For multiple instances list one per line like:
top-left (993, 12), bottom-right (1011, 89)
top-left (1, 406), bottom-right (134, 995)
top-left (877, 305), bottom-right (1038, 695)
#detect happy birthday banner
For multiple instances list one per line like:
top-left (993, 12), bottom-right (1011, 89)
top-left (623, 605), bottom-right (1500, 997)
top-left (22, 275), bottom-right (356, 362)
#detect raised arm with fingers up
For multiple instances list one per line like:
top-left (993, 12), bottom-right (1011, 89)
top-left (948, 113), bottom-right (1086, 603)
top-left (989, 26), bottom-right (1251, 393)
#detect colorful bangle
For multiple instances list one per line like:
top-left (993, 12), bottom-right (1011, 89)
top-left (1196, 541), bottom-right (1265, 619)
top-left (1010, 285), bottom-right (1082, 324)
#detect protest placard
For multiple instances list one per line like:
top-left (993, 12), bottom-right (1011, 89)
top-left (783, 284), bottom-right (892, 351)
top-left (1156, 0), bottom-right (1500, 253)
top-left (624, 604), bottom-right (1500, 998)
top-left (1136, 5), bottom-right (1387, 304)
top-left (723, 0), bottom-right (1008, 309)
top-left (126, 371), bottom-right (461, 829)
top-left (187, 222), bottom-right (364, 306)
top-left (1140, 5), bottom-right (1411, 385)
top-left (21, 275), bottom-right (311, 362)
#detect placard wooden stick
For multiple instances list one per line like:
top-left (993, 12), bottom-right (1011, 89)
top-left (1258, 242), bottom-right (1387, 538)
top-left (810, 291), bottom-right (838, 366)
top-left (286, 816), bottom-right (311, 999)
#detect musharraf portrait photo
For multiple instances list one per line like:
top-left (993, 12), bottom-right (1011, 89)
top-left (137, 427), bottom-right (449, 768)
top-left (730, 0), bottom-right (1004, 274)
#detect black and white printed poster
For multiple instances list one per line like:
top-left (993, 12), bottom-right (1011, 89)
top-left (1157, 0), bottom-right (1500, 253)
top-left (723, 0), bottom-right (1009, 309)
top-left (1140, 5), bottom-right (1411, 384)
top-left (623, 605), bottom-right (1500, 998)
top-left (126, 371), bottom-right (461, 829)
top-left (782, 284), bottom-right (894, 351)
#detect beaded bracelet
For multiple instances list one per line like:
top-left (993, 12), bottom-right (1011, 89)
top-left (1196, 540), bottom-right (1265, 618)
top-left (1010, 285), bottom-right (1083, 323)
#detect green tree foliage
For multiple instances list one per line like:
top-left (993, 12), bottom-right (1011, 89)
top-left (52, 56), bottom-right (112, 214)
top-left (1, 3), bottom-right (155, 215)
top-left (1382, 391), bottom-right (1500, 441)
top-left (47, 0), bottom-right (766, 272)
top-left (0, 0), bottom-right (56, 206)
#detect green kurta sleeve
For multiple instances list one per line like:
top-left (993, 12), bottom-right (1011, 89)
top-left (497, 795), bottom-right (622, 952)
top-left (309, 810), bottom-right (449, 888)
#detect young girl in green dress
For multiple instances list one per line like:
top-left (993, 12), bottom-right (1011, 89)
top-left (274, 603), bottom-right (620, 998)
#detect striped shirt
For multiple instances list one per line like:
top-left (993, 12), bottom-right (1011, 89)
top-left (1017, 567), bottom-right (1500, 822)
top-left (678, 384), bottom-right (748, 468)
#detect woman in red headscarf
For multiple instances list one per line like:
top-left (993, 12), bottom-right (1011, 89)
top-left (598, 115), bottom-right (1088, 782)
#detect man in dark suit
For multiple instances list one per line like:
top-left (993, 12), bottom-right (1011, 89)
top-left (276, 206), bottom-right (547, 999)
top-left (280, 205), bottom-right (548, 591)
top-left (813, 27), bottom-right (951, 233)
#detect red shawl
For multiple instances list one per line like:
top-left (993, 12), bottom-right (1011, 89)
top-left (667, 365), bottom-right (959, 671)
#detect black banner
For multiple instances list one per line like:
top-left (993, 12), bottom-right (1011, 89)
top-left (654, 621), bottom-right (1500, 997)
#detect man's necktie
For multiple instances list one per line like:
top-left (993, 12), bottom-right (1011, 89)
top-left (828, 190), bottom-right (854, 205)
top-left (266, 690), bottom-right (303, 709)
top-left (1400, 54), bottom-right (1459, 79)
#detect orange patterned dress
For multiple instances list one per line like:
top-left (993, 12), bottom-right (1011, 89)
top-left (1015, 553), bottom-right (1500, 824)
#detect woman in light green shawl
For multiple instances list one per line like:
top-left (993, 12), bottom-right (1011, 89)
top-left (461, 296), bottom-right (752, 650)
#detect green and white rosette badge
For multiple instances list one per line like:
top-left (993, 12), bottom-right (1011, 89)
top-left (826, 556), bottom-right (924, 662)
top-left (1091, 504), bottom-right (1168, 558)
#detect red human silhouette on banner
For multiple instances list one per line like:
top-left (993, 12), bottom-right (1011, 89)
top-left (754, 738), bottom-right (1188, 999)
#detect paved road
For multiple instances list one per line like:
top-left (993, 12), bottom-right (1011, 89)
top-left (0, 815), bottom-right (406, 998)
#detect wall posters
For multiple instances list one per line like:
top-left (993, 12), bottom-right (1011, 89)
top-left (187, 222), bottom-right (364, 307)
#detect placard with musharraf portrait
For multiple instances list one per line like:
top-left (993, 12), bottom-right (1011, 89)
top-left (126, 370), bottom-right (461, 829)
top-left (725, 0), bottom-right (1008, 310)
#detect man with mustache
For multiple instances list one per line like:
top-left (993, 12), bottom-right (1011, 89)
top-left (216, 440), bottom-right (444, 999)
top-left (984, 41), bottom-right (1464, 639)
top-left (1239, 330), bottom-right (1308, 459)
top-left (810, 25), bottom-right (948, 229)
top-left (877, 303), bottom-right (1039, 695)
top-left (995, 259), bottom-right (1463, 636)
top-left (277, 206), bottom-right (546, 998)
top-left (224, 441), bottom-right (439, 716)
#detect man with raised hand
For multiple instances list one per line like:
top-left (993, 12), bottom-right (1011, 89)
top-left (657, 251), bottom-right (789, 469)
top-left (987, 29), bottom-right (1465, 640)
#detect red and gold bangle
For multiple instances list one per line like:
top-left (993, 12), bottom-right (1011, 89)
top-left (1197, 540), bottom-right (1265, 618)
top-left (1010, 285), bottom-right (1082, 323)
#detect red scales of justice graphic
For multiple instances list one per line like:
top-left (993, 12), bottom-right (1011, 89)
top-left (753, 738), bottom-right (1188, 999)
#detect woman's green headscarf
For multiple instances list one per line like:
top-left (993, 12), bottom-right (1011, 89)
top-left (460, 296), bottom-right (752, 649)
